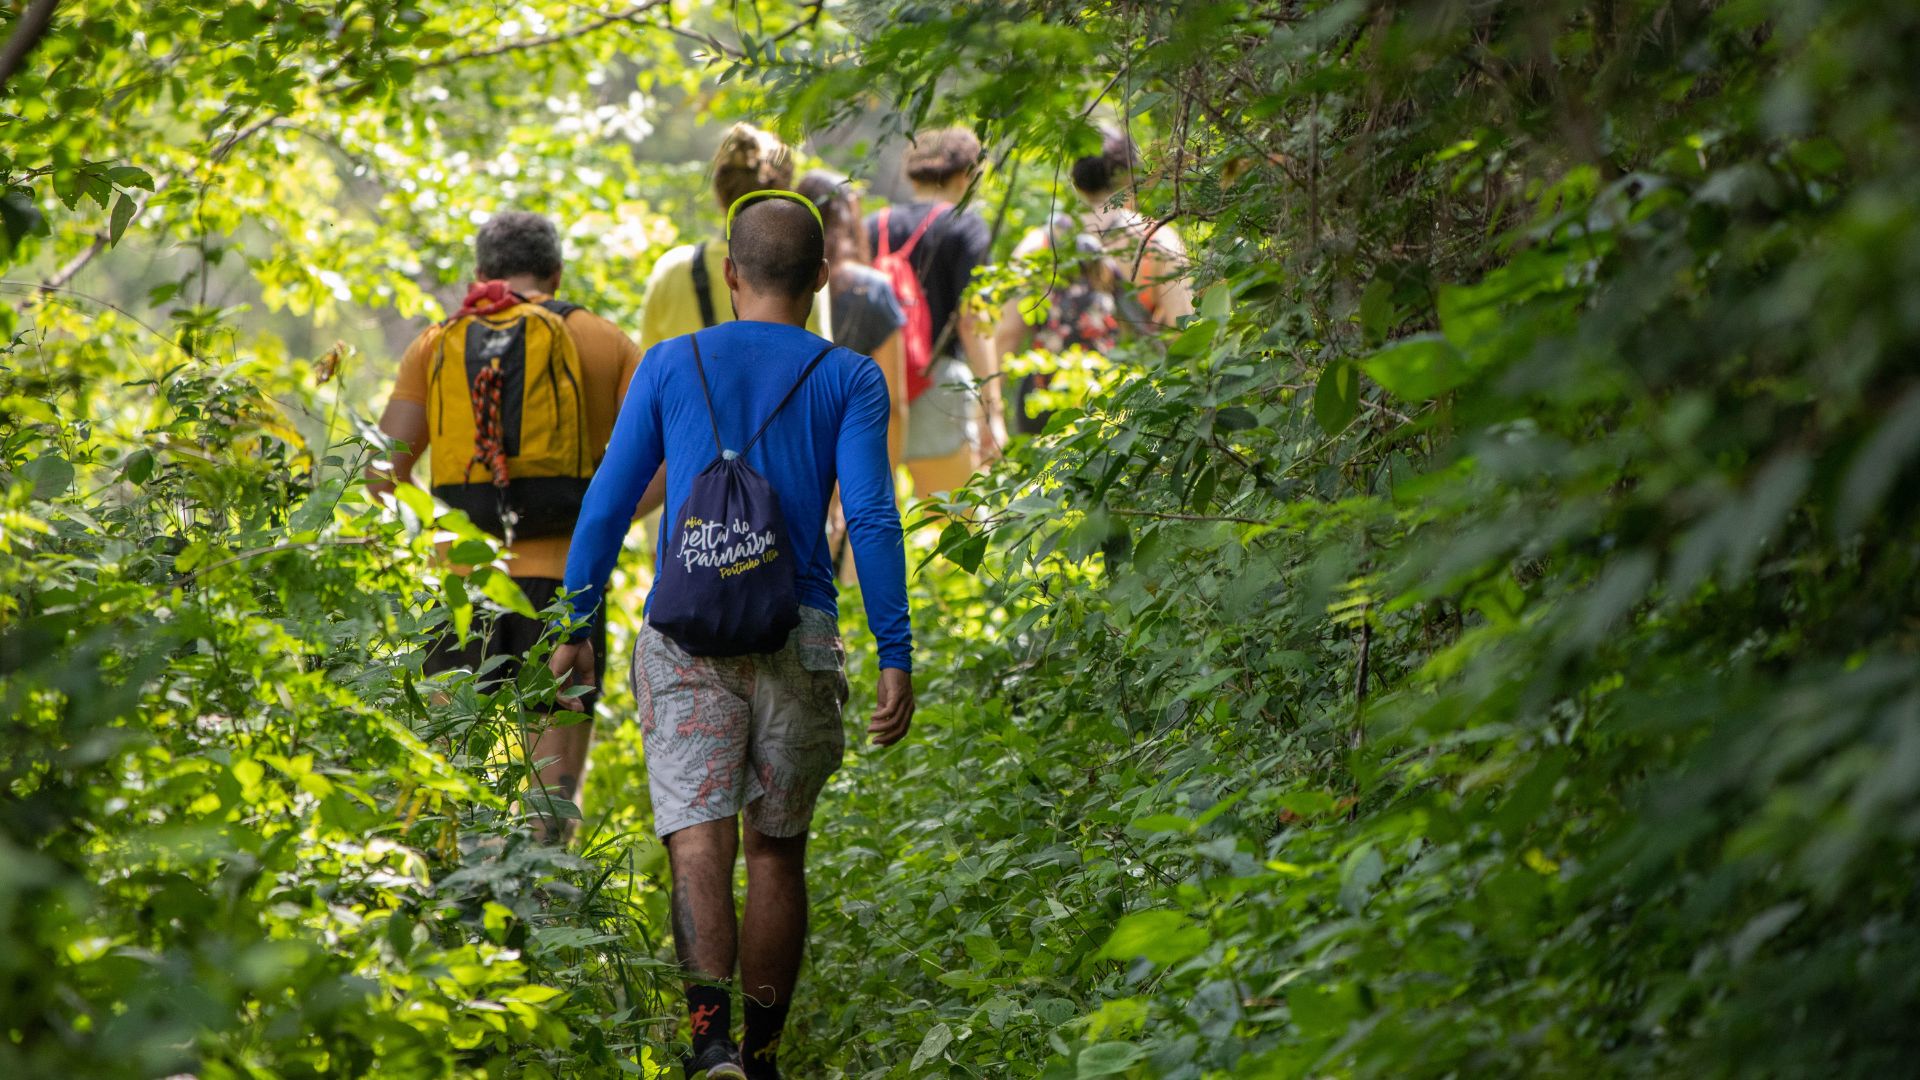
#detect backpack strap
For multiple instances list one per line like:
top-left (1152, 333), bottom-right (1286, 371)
top-left (689, 241), bottom-right (717, 328)
top-left (896, 202), bottom-right (950, 261)
top-left (539, 298), bottom-right (581, 318)
top-left (875, 207), bottom-right (894, 260)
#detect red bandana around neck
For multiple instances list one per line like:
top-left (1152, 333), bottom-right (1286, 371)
top-left (454, 279), bottom-right (523, 319)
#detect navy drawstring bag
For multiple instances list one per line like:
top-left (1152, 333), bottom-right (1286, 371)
top-left (648, 332), bottom-right (834, 657)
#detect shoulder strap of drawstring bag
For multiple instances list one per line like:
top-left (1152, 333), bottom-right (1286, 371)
top-left (688, 333), bottom-right (835, 461)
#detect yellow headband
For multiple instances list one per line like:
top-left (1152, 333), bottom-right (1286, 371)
top-left (725, 189), bottom-right (824, 242)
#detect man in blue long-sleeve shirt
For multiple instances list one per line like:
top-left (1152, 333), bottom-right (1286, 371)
top-left (548, 192), bottom-right (913, 1080)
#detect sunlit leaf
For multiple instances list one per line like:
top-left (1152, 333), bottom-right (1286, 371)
top-left (1098, 911), bottom-right (1208, 965)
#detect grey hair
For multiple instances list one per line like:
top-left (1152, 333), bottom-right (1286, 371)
top-left (474, 210), bottom-right (563, 280)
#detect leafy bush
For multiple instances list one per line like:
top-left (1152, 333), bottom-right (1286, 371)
top-left (766, 0), bottom-right (1920, 1076)
top-left (0, 338), bottom-right (675, 1077)
top-left (6, 0), bottom-right (1920, 1077)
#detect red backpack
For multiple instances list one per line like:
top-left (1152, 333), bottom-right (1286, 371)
top-left (873, 203), bottom-right (950, 402)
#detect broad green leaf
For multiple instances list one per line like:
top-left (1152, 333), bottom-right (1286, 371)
top-left (385, 910), bottom-right (415, 959)
top-left (1034, 996), bottom-right (1077, 1025)
top-left (1837, 386), bottom-right (1920, 535)
top-left (473, 568), bottom-right (537, 618)
top-left (909, 1022), bottom-right (954, 1071)
top-left (946, 532), bottom-right (989, 575)
top-left (1357, 276), bottom-right (1394, 345)
top-left (1313, 360), bottom-right (1358, 435)
top-left (1213, 405), bottom-right (1258, 432)
top-left (448, 538), bottom-right (495, 566)
top-left (121, 448), bottom-right (155, 485)
top-left (1083, 997), bottom-right (1148, 1039)
top-left (106, 165), bottom-right (156, 190)
top-left (0, 189), bottom-right (45, 252)
top-left (1077, 1042), bottom-right (1144, 1077)
top-left (108, 192), bottom-right (136, 246)
top-left (1359, 334), bottom-right (1469, 401)
top-left (1338, 845), bottom-right (1385, 913)
top-left (1098, 911), bottom-right (1208, 965)
top-left (20, 455), bottom-right (74, 500)
top-left (1128, 813), bottom-right (1192, 834)
top-left (445, 572), bottom-right (473, 644)
top-left (1200, 283), bottom-right (1232, 320)
top-left (393, 481), bottom-right (436, 523)
top-left (1167, 318), bottom-right (1217, 359)
top-left (1288, 982), bottom-right (1363, 1038)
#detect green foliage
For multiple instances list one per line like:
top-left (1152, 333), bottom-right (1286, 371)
top-left (0, 333), bottom-right (681, 1076)
top-left (8, 0), bottom-right (1920, 1077)
top-left (755, 0), bottom-right (1920, 1076)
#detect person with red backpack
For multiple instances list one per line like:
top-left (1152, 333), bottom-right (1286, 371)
top-left (370, 210), bottom-right (654, 845)
top-left (865, 127), bottom-right (1006, 499)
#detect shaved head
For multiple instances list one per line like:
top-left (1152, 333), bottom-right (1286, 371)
top-left (728, 197), bottom-right (825, 300)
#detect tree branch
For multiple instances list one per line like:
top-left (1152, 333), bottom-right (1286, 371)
top-left (1106, 508), bottom-right (1268, 525)
top-left (417, 0), bottom-right (674, 72)
top-left (765, 0), bottom-right (825, 47)
top-left (182, 536), bottom-right (379, 582)
top-left (0, 0), bottom-right (59, 94)
top-left (25, 0), bottom-right (684, 305)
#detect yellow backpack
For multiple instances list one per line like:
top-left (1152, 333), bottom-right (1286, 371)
top-left (427, 296), bottom-right (591, 541)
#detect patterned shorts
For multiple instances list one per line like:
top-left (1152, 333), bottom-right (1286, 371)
top-left (631, 605), bottom-right (850, 838)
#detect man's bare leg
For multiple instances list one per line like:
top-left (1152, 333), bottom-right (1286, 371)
top-left (668, 817), bottom-right (741, 974)
top-left (668, 817), bottom-right (741, 1065)
top-left (739, 822), bottom-right (808, 1078)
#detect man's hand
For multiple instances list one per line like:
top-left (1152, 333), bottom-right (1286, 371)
top-left (549, 639), bottom-right (597, 712)
top-left (868, 668), bottom-right (915, 747)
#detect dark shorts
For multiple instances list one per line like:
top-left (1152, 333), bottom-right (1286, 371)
top-left (424, 576), bottom-right (608, 711)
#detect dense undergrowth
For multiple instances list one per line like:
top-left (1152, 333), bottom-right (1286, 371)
top-left (6, 0), bottom-right (1920, 1077)
top-left (1, 349), bottom-right (686, 1076)
top-left (783, 0), bottom-right (1920, 1075)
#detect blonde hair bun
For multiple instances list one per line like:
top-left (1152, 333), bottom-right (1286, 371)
top-left (712, 122), bottom-right (796, 209)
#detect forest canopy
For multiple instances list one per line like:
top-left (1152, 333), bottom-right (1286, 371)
top-left (4, 0), bottom-right (1919, 1077)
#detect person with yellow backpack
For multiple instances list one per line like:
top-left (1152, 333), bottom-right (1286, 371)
top-left (371, 209), bottom-right (655, 843)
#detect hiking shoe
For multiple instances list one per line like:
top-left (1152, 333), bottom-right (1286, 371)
top-left (684, 1039), bottom-right (747, 1079)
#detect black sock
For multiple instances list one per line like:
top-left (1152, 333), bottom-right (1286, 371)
top-left (741, 995), bottom-right (791, 1079)
top-left (686, 983), bottom-right (731, 1055)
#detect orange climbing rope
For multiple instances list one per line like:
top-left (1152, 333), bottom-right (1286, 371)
top-left (468, 364), bottom-right (510, 489)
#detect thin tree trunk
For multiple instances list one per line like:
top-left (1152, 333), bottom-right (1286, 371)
top-left (0, 0), bottom-right (59, 94)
